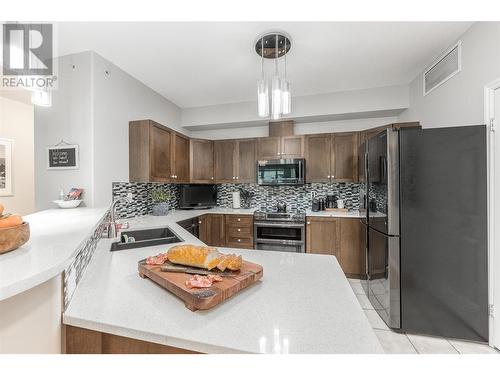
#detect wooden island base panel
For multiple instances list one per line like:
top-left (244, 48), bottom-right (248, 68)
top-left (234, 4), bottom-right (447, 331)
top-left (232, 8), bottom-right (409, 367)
top-left (65, 325), bottom-right (200, 354)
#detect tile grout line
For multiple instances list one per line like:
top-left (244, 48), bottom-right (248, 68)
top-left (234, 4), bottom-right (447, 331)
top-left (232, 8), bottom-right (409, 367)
top-left (405, 334), bottom-right (420, 354)
top-left (447, 339), bottom-right (461, 354)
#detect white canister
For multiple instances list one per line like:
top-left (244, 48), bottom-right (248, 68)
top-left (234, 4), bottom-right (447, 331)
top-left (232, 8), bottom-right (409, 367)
top-left (337, 199), bottom-right (345, 209)
top-left (232, 191), bottom-right (241, 209)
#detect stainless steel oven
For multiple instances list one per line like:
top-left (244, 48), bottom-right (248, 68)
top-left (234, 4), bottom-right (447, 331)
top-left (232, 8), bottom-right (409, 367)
top-left (257, 159), bottom-right (305, 185)
top-left (253, 211), bottom-right (305, 253)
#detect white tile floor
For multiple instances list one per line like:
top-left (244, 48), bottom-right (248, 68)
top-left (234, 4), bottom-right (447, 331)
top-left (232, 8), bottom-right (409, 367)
top-left (348, 278), bottom-right (499, 354)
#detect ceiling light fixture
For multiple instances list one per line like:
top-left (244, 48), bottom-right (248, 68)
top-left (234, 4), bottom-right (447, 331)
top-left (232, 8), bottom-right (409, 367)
top-left (31, 88), bottom-right (52, 107)
top-left (255, 32), bottom-right (291, 119)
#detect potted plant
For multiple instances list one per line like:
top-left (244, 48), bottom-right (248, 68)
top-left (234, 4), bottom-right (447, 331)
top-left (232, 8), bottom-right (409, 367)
top-left (151, 189), bottom-right (172, 216)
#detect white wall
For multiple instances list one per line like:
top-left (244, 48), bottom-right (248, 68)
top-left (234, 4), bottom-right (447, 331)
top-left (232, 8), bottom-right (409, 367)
top-left (34, 51), bottom-right (183, 210)
top-left (92, 52), bottom-right (183, 207)
top-left (0, 96), bottom-right (35, 215)
top-left (182, 85), bottom-right (408, 129)
top-left (399, 22), bottom-right (500, 127)
top-left (190, 116), bottom-right (399, 140)
top-left (34, 52), bottom-right (94, 210)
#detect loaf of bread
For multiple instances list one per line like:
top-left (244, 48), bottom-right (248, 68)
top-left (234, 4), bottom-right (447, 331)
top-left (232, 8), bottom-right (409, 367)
top-left (166, 244), bottom-right (242, 271)
top-left (0, 214), bottom-right (23, 229)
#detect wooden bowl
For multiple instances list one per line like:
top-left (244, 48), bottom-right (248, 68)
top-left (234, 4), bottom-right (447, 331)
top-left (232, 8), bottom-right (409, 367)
top-left (0, 222), bottom-right (30, 255)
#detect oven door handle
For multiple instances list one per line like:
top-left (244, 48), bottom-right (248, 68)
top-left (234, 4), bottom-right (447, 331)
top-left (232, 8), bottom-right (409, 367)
top-left (254, 222), bottom-right (305, 228)
top-left (254, 238), bottom-right (305, 245)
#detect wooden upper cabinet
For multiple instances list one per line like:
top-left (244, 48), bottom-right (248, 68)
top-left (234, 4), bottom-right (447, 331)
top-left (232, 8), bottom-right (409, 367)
top-left (236, 139), bottom-right (256, 183)
top-left (257, 137), bottom-right (281, 159)
top-left (190, 139), bottom-right (214, 183)
top-left (171, 132), bottom-right (190, 183)
top-left (331, 132), bottom-right (359, 182)
top-left (306, 217), bottom-right (338, 256)
top-left (129, 120), bottom-right (173, 183)
top-left (281, 135), bottom-right (304, 158)
top-left (215, 139), bottom-right (256, 184)
top-left (214, 140), bottom-right (237, 183)
top-left (305, 134), bottom-right (332, 183)
top-left (257, 135), bottom-right (304, 159)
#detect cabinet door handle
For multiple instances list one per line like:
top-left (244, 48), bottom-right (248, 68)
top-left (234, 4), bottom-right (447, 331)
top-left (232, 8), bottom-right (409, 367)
top-left (307, 221), bottom-right (311, 225)
top-left (237, 218), bottom-right (241, 222)
top-left (236, 176), bottom-right (239, 180)
top-left (237, 228), bottom-right (241, 232)
top-left (237, 239), bottom-right (241, 243)
top-left (198, 220), bottom-right (202, 224)
top-left (211, 176), bottom-right (214, 180)
top-left (327, 175), bottom-right (330, 178)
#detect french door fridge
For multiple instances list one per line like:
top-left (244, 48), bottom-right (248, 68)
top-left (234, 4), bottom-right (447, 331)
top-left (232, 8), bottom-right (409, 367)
top-left (364, 125), bottom-right (488, 341)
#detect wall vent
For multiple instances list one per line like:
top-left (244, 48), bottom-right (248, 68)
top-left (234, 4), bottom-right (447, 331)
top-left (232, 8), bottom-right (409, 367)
top-left (423, 40), bottom-right (462, 96)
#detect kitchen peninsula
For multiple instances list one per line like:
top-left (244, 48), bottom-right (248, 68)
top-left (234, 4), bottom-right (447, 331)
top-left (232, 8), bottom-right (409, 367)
top-left (63, 208), bottom-right (382, 354)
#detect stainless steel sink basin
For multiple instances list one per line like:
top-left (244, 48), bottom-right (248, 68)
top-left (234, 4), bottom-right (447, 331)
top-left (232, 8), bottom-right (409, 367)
top-left (110, 227), bottom-right (182, 251)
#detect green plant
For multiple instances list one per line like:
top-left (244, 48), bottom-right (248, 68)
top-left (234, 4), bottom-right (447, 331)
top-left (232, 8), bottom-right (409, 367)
top-left (151, 189), bottom-right (172, 203)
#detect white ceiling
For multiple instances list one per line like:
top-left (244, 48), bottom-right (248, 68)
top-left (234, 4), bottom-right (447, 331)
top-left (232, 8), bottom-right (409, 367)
top-left (56, 22), bottom-right (472, 108)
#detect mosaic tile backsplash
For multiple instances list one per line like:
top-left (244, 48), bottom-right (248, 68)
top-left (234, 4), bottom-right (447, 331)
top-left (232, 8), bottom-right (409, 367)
top-left (112, 182), bottom-right (179, 218)
top-left (63, 210), bottom-right (109, 309)
top-left (217, 183), bottom-right (360, 212)
top-left (111, 181), bottom-right (360, 217)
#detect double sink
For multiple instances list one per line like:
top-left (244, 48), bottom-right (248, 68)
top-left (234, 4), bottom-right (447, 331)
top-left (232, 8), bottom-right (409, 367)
top-left (110, 227), bottom-right (182, 251)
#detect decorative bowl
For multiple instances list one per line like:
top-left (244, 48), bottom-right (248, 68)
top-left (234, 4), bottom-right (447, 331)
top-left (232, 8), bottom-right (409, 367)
top-left (0, 222), bottom-right (30, 254)
top-left (53, 199), bottom-right (83, 209)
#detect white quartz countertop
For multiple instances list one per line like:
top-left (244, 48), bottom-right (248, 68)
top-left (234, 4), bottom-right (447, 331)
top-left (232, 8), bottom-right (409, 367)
top-left (0, 207), bottom-right (108, 301)
top-left (64, 210), bottom-right (382, 354)
top-left (306, 209), bottom-right (366, 218)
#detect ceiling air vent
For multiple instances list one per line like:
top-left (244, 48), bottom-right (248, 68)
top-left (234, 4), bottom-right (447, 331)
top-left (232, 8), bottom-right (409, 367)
top-left (423, 40), bottom-right (462, 96)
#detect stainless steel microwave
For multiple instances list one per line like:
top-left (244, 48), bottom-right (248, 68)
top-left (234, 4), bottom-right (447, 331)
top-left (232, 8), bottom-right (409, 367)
top-left (257, 159), bottom-right (305, 185)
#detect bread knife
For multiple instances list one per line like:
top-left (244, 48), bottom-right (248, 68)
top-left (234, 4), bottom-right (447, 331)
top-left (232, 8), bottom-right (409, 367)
top-left (160, 265), bottom-right (234, 277)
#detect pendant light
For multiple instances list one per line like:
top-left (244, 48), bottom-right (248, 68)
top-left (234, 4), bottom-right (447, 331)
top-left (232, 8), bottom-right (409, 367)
top-left (255, 32), bottom-right (291, 119)
top-left (281, 38), bottom-right (291, 115)
top-left (257, 37), bottom-right (269, 117)
top-left (271, 34), bottom-right (283, 120)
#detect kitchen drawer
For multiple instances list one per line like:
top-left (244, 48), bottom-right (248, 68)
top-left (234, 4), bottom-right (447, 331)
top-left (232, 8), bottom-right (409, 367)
top-left (226, 225), bottom-right (253, 238)
top-left (226, 236), bottom-right (253, 249)
top-left (225, 215), bottom-right (253, 227)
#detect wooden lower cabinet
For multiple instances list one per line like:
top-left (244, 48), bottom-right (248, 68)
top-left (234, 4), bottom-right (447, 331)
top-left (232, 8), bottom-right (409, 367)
top-left (198, 214), bottom-right (253, 248)
top-left (339, 219), bottom-right (365, 278)
top-left (306, 217), bottom-right (365, 278)
top-left (198, 214), bottom-right (225, 247)
top-left (306, 217), bottom-right (338, 256)
top-left (65, 325), bottom-right (198, 354)
top-left (225, 215), bottom-right (253, 249)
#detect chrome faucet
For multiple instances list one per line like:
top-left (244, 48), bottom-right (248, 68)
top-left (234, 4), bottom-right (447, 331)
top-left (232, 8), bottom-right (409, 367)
top-left (107, 196), bottom-right (132, 239)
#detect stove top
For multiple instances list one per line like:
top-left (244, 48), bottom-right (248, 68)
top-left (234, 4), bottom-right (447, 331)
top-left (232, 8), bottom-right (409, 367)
top-left (253, 210), bottom-right (306, 223)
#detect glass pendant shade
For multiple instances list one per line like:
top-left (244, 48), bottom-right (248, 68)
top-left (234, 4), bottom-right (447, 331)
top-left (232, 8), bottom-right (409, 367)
top-left (31, 89), bottom-right (52, 107)
top-left (271, 76), bottom-right (283, 120)
top-left (281, 80), bottom-right (291, 115)
top-left (257, 79), bottom-right (269, 117)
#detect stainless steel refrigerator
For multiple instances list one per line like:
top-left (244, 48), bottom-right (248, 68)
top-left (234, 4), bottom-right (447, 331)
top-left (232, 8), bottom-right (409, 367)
top-left (360, 125), bottom-right (488, 342)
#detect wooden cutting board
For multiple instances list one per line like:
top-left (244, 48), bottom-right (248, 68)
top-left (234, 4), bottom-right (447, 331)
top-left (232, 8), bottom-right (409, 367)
top-left (138, 260), bottom-right (263, 311)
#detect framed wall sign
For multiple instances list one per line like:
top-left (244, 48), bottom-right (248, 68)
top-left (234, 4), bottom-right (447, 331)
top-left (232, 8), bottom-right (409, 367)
top-left (47, 143), bottom-right (79, 170)
top-left (0, 138), bottom-right (13, 196)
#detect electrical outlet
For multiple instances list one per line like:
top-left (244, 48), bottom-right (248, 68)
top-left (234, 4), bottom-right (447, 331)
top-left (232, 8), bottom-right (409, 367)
top-left (126, 192), bottom-right (133, 200)
top-left (310, 191), bottom-right (317, 199)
